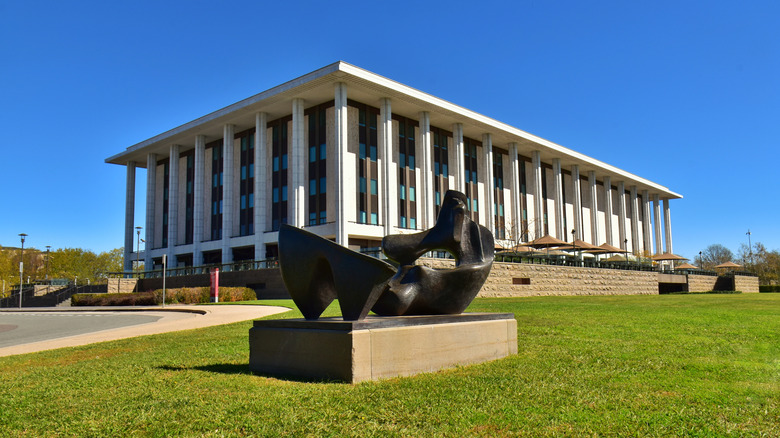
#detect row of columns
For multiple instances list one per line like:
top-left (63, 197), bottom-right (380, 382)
top-left (123, 82), bottom-right (676, 270)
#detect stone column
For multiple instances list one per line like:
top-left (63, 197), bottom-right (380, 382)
top-left (571, 165), bottom-right (582, 240)
top-left (254, 113), bottom-right (267, 260)
top-left (167, 145), bottom-right (180, 267)
top-left (532, 151), bottom-right (543, 238)
top-left (552, 159), bottom-right (564, 240)
top-left (145, 153), bottom-right (157, 269)
top-left (123, 161), bottom-right (136, 272)
top-left (617, 181), bottom-right (627, 250)
top-left (630, 185), bottom-right (639, 254)
top-left (334, 83), bottom-right (348, 246)
top-left (663, 199), bottom-right (673, 253)
top-left (379, 98), bottom-right (395, 236)
top-left (603, 176), bottom-right (613, 246)
top-left (589, 171), bottom-right (599, 245)
top-left (653, 194), bottom-right (662, 255)
top-left (642, 190), bottom-right (652, 254)
top-left (222, 124), bottom-right (234, 264)
top-left (291, 98), bottom-right (305, 228)
top-left (193, 135), bottom-right (205, 266)
top-left (483, 134), bottom-right (495, 234)
top-left (508, 143), bottom-right (521, 243)
top-left (453, 123), bottom-right (465, 193)
top-left (419, 111), bottom-right (433, 229)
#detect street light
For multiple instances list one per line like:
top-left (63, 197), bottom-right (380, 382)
top-left (699, 251), bottom-right (703, 269)
top-left (135, 226), bottom-right (143, 273)
top-left (746, 230), bottom-right (752, 265)
top-left (45, 245), bottom-right (51, 280)
top-left (624, 238), bottom-right (629, 265)
top-left (571, 229), bottom-right (577, 266)
top-left (18, 233), bottom-right (27, 308)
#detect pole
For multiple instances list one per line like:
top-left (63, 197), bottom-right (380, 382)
top-left (746, 230), bottom-right (752, 265)
top-left (18, 233), bottom-right (26, 308)
top-left (162, 254), bottom-right (167, 308)
top-left (135, 226), bottom-right (142, 273)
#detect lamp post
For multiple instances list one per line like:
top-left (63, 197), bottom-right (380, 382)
top-left (571, 229), bottom-right (577, 266)
top-left (624, 238), bottom-right (629, 266)
top-left (18, 233), bottom-right (27, 308)
top-left (746, 230), bottom-right (752, 266)
top-left (45, 245), bottom-right (51, 280)
top-left (135, 226), bottom-right (143, 273)
top-left (699, 251), bottom-right (703, 269)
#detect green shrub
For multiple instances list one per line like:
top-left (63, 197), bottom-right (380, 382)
top-left (72, 287), bottom-right (256, 306)
top-left (72, 292), bottom-right (157, 306)
top-left (759, 285), bottom-right (780, 293)
top-left (664, 290), bottom-right (742, 295)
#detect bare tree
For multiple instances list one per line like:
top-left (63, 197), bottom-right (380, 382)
top-left (700, 244), bottom-right (734, 270)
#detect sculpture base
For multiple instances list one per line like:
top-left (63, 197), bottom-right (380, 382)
top-left (248, 313), bottom-right (517, 383)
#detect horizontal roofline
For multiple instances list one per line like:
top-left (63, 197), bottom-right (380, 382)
top-left (106, 61), bottom-right (682, 199)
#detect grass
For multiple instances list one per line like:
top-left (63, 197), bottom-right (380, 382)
top-left (1, 294), bottom-right (778, 437)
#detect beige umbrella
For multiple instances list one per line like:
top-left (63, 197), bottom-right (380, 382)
top-left (529, 235), bottom-right (568, 257)
top-left (528, 235), bottom-right (568, 248)
top-left (715, 261), bottom-right (742, 269)
top-left (676, 262), bottom-right (698, 269)
top-left (597, 243), bottom-right (628, 253)
top-left (651, 253), bottom-right (689, 261)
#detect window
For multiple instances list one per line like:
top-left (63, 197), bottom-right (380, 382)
top-left (432, 127), bottom-right (450, 218)
top-left (237, 128), bottom-right (255, 236)
top-left (352, 101), bottom-right (379, 225)
top-left (395, 115), bottom-right (418, 229)
top-left (184, 152), bottom-right (194, 244)
top-left (270, 116), bottom-right (291, 231)
top-left (306, 102), bottom-right (330, 226)
top-left (208, 140), bottom-right (223, 240)
top-left (493, 149), bottom-right (506, 239)
top-left (464, 137), bottom-right (480, 222)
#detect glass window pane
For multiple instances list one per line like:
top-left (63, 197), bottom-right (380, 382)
top-left (371, 213), bottom-right (378, 225)
top-left (320, 143), bottom-right (326, 160)
top-left (273, 188), bottom-right (279, 203)
top-left (310, 147), bottom-right (316, 162)
top-left (409, 187), bottom-right (415, 202)
top-left (282, 154), bottom-right (288, 169)
top-left (400, 184), bottom-right (405, 200)
top-left (410, 218), bottom-right (416, 229)
top-left (310, 179), bottom-right (316, 194)
top-left (273, 157), bottom-right (279, 172)
top-left (370, 179), bottom-right (377, 195)
top-left (320, 177), bottom-right (326, 193)
top-left (282, 186), bottom-right (288, 201)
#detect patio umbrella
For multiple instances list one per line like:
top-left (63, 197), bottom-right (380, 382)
top-left (528, 235), bottom-right (568, 257)
top-left (715, 261), bottom-right (742, 269)
top-left (676, 262), bottom-right (698, 269)
top-left (651, 253), bottom-right (689, 261)
top-left (597, 243), bottom-right (628, 253)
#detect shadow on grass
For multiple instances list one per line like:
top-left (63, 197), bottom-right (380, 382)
top-left (156, 364), bottom-right (346, 384)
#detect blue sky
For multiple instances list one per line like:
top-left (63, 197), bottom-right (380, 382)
top-left (1, 0), bottom-right (777, 262)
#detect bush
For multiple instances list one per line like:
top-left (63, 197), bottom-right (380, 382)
top-left (72, 287), bottom-right (256, 306)
top-left (72, 292), bottom-right (157, 306)
top-left (664, 290), bottom-right (743, 295)
top-left (759, 285), bottom-right (780, 293)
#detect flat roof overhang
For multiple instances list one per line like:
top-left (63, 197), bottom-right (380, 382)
top-left (105, 61), bottom-right (682, 200)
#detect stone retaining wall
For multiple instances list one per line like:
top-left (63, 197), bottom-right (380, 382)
top-left (419, 259), bottom-right (658, 297)
top-left (734, 275), bottom-right (759, 293)
top-left (687, 274), bottom-right (718, 292)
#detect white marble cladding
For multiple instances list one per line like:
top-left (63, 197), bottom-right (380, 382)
top-left (113, 63), bottom-right (679, 269)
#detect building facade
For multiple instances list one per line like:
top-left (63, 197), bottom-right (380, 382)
top-left (106, 62), bottom-right (681, 271)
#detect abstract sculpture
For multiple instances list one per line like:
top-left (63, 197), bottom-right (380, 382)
top-left (279, 190), bottom-right (494, 320)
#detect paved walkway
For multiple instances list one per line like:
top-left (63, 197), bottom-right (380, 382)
top-left (0, 305), bottom-right (289, 358)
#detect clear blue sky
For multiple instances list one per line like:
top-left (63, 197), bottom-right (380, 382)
top-left (1, 0), bottom-right (778, 262)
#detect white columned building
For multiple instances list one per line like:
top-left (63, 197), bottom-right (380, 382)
top-left (193, 135), bottom-right (205, 266)
top-left (552, 159), bottom-right (564, 240)
top-left (603, 176), bottom-right (613, 246)
top-left (144, 153), bottom-right (157, 268)
top-left (617, 181), bottom-right (627, 250)
top-left (334, 82), bottom-right (348, 247)
top-left (571, 165), bottom-right (583, 240)
top-left (123, 161), bottom-right (136, 272)
top-left (167, 144), bottom-right (180, 267)
top-left (254, 113), bottom-right (267, 261)
top-left (106, 62), bottom-right (681, 271)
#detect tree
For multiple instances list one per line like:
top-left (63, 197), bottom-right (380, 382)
top-left (700, 244), bottom-right (734, 270)
top-left (738, 242), bottom-right (780, 285)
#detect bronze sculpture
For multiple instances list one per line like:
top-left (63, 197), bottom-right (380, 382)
top-left (279, 190), bottom-right (494, 320)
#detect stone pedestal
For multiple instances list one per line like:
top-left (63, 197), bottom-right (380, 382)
top-left (249, 313), bottom-right (517, 383)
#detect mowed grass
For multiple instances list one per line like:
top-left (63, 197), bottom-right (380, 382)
top-left (0, 294), bottom-right (778, 437)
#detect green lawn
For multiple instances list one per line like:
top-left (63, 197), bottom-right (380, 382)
top-left (1, 294), bottom-right (778, 437)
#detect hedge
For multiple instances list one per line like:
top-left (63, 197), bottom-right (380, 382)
top-left (72, 287), bottom-right (256, 306)
top-left (759, 285), bottom-right (780, 293)
top-left (663, 290), bottom-right (743, 295)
